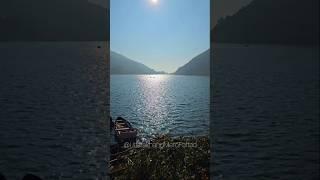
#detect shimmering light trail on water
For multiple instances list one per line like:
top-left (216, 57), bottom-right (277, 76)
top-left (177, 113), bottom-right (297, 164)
top-left (111, 74), bottom-right (209, 140)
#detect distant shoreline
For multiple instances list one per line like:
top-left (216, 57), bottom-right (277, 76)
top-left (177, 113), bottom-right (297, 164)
top-left (110, 74), bottom-right (209, 77)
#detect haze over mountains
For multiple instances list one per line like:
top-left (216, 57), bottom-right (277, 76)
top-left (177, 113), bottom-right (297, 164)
top-left (111, 51), bottom-right (159, 75)
top-left (175, 50), bottom-right (210, 76)
top-left (112, 0), bottom-right (319, 75)
top-left (111, 50), bottom-right (210, 76)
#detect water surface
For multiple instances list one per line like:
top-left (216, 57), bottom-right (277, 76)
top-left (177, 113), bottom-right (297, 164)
top-left (111, 74), bottom-right (209, 140)
top-left (211, 44), bottom-right (319, 179)
top-left (0, 42), bottom-right (108, 179)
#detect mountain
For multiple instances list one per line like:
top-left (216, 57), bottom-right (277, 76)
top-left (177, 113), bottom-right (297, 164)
top-left (111, 51), bottom-right (159, 74)
top-left (0, 0), bottom-right (108, 41)
top-left (175, 49), bottom-right (210, 76)
top-left (211, 0), bottom-right (319, 45)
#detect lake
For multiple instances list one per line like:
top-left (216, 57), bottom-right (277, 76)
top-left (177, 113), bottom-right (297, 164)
top-left (1, 42), bottom-right (318, 179)
top-left (0, 42), bottom-right (109, 179)
top-left (211, 44), bottom-right (319, 179)
top-left (111, 74), bottom-right (210, 141)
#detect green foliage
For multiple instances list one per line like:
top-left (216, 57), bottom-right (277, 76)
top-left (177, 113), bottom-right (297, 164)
top-left (110, 136), bottom-right (209, 180)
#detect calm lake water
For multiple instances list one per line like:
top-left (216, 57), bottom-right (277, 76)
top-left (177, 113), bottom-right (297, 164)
top-left (0, 42), bottom-right (108, 179)
top-left (1, 42), bottom-right (318, 179)
top-left (211, 44), bottom-right (319, 179)
top-left (111, 74), bottom-right (209, 140)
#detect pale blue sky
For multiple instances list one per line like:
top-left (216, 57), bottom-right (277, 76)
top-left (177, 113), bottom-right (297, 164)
top-left (110, 0), bottom-right (210, 73)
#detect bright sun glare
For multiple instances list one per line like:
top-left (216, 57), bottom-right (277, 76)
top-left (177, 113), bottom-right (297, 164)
top-left (151, 0), bottom-right (158, 4)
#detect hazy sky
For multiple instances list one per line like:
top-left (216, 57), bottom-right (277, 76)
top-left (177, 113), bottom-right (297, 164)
top-left (110, 0), bottom-right (210, 73)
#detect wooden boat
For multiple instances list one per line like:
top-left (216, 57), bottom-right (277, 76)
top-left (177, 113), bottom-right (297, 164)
top-left (114, 117), bottom-right (137, 142)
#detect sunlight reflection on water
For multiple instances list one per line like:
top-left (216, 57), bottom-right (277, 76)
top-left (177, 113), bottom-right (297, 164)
top-left (111, 74), bottom-right (209, 140)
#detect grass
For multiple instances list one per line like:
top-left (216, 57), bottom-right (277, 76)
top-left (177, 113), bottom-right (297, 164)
top-left (109, 135), bottom-right (209, 180)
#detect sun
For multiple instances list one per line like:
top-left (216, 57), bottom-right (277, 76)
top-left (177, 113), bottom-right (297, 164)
top-left (151, 0), bottom-right (158, 4)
